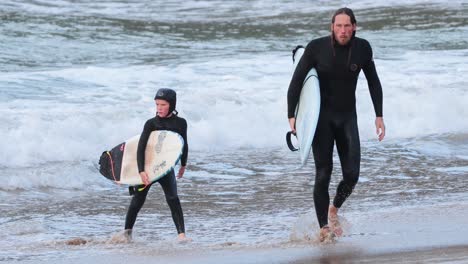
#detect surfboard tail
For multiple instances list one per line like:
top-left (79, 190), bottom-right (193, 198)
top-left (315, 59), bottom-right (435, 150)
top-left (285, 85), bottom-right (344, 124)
top-left (98, 143), bottom-right (125, 182)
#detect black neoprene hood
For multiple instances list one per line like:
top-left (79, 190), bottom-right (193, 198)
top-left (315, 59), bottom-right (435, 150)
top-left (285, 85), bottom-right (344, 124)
top-left (154, 88), bottom-right (177, 113)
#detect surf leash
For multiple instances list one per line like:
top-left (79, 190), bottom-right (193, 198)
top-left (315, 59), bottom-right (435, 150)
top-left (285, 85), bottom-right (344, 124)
top-left (286, 131), bottom-right (299, 151)
top-left (292, 45), bottom-right (305, 63)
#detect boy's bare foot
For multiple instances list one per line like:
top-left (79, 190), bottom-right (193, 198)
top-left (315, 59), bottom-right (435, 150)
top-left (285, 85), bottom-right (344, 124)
top-left (123, 229), bottom-right (133, 242)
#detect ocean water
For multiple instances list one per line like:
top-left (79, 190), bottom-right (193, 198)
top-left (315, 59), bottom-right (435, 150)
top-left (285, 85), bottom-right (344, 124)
top-left (1, 0), bottom-right (467, 262)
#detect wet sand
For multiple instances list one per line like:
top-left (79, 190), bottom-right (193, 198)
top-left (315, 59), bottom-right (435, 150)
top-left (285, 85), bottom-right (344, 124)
top-left (290, 245), bottom-right (468, 264)
top-left (5, 244), bottom-right (467, 264)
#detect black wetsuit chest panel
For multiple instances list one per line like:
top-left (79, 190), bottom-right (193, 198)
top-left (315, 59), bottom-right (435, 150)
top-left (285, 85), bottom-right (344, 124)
top-left (287, 36), bottom-right (382, 117)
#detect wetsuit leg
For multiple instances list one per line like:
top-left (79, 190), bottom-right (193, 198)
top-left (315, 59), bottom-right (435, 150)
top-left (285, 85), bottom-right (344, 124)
top-left (312, 112), bottom-right (335, 228)
top-left (333, 113), bottom-right (360, 208)
top-left (125, 184), bottom-right (152, 230)
top-left (158, 170), bottom-right (185, 234)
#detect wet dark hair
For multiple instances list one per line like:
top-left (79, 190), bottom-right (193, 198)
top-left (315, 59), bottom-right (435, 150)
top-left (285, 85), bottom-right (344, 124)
top-left (331, 7), bottom-right (357, 25)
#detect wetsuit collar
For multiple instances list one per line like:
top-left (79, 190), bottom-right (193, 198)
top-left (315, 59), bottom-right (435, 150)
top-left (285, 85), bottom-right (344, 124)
top-left (157, 113), bottom-right (174, 119)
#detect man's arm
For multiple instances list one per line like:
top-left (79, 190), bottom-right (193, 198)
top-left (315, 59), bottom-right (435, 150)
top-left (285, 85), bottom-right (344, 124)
top-left (362, 44), bottom-right (383, 117)
top-left (375, 117), bottom-right (385, 141)
top-left (287, 42), bottom-right (315, 119)
top-left (362, 42), bottom-right (385, 141)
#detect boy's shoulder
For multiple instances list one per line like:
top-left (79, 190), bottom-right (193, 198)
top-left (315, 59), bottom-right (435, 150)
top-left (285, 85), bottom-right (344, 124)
top-left (173, 115), bottom-right (187, 125)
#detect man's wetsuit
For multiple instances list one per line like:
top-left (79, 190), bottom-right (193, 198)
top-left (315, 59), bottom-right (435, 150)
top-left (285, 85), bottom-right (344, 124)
top-left (125, 114), bottom-right (188, 234)
top-left (287, 35), bottom-right (383, 228)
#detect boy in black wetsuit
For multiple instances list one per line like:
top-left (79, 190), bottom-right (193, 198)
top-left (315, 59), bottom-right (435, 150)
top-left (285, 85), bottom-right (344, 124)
top-left (124, 88), bottom-right (189, 242)
top-left (287, 8), bottom-right (386, 241)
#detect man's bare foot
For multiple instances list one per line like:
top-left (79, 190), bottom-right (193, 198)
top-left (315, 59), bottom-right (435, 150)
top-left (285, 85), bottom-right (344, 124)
top-left (329, 205), bottom-right (338, 220)
top-left (329, 205), bottom-right (343, 236)
top-left (177, 233), bottom-right (192, 243)
top-left (319, 226), bottom-right (335, 243)
top-left (330, 222), bottom-right (343, 237)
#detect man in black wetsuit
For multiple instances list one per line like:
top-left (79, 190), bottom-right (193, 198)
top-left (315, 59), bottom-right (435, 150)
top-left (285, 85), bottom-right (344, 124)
top-left (124, 88), bottom-right (189, 242)
top-left (287, 8), bottom-right (385, 241)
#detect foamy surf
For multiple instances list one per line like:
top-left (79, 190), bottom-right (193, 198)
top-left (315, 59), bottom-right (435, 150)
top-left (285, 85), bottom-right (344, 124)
top-left (1, 0), bottom-right (467, 263)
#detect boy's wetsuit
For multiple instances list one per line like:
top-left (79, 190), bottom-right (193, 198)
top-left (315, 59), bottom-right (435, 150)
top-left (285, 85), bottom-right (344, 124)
top-left (287, 35), bottom-right (383, 228)
top-left (125, 114), bottom-right (188, 234)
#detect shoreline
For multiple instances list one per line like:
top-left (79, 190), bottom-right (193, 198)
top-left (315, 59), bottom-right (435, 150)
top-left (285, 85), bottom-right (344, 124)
top-left (4, 243), bottom-right (467, 264)
top-left (4, 202), bottom-right (468, 264)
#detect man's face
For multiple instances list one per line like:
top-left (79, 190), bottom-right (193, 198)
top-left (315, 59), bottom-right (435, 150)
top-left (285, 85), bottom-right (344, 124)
top-left (331, 14), bottom-right (356, 45)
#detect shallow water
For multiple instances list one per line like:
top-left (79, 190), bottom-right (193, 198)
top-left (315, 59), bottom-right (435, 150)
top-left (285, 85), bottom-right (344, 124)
top-left (1, 0), bottom-right (467, 262)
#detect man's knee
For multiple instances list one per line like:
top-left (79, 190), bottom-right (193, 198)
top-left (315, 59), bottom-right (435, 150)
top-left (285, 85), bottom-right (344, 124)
top-left (315, 164), bottom-right (332, 182)
top-left (314, 167), bottom-right (332, 197)
top-left (343, 167), bottom-right (359, 186)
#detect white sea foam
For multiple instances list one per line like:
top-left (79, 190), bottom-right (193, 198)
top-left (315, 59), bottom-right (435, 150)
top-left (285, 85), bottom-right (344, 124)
top-left (2, 48), bottom-right (467, 169)
top-left (2, 219), bottom-right (46, 236)
top-left (356, 49), bottom-right (468, 140)
top-left (0, 46), bottom-right (466, 192)
top-left (435, 166), bottom-right (468, 174)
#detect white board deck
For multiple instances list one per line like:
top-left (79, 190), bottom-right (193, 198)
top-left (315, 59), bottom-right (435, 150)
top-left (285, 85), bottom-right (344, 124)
top-left (293, 47), bottom-right (321, 166)
top-left (119, 130), bottom-right (184, 185)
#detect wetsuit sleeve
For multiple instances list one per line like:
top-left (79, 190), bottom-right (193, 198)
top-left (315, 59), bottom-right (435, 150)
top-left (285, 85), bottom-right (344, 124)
top-left (180, 119), bottom-right (188, 167)
top-left (137, 120), bottom-right (152, 173)
top-left (362, 43), bottom-right (383, 117)
top-left (287, 42), bottom-right (315, 118)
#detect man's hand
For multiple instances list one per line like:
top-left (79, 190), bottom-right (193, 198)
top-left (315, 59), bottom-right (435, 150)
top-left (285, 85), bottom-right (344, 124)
top-left (375, 117), bottom-right (385, 141)
top-left (177, 166), bottom-right (186, 179)
top-left (289, 117), bottom-right (296, 134)
top-left (139, 171), bottom-right (150, 186)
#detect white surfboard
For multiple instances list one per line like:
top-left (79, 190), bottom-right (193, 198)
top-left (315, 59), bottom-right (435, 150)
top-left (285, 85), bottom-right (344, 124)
top-left (292, 47), bottom-right (321, 166)
top-left (98, 130), bottom-right (184, 185)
